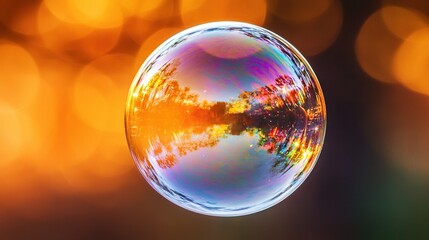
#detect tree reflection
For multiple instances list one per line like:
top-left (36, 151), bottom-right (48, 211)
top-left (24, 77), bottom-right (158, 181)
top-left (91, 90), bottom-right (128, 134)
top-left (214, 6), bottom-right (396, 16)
top-left (130, 60), bottom-right (322, 175)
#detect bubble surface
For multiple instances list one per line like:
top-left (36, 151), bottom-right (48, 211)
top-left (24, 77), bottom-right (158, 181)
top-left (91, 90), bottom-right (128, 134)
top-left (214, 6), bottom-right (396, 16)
top-left (125, 22), bottom-right (326, 217)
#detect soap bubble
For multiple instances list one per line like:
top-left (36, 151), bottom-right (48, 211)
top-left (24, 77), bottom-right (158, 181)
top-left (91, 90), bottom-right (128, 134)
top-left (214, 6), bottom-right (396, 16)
top-left (125, 22), bottom-right (326, 217)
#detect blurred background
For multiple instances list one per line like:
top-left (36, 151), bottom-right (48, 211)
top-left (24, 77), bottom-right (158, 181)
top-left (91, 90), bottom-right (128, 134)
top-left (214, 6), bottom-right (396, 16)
top-left (0, 0), bottom-right (428, 239)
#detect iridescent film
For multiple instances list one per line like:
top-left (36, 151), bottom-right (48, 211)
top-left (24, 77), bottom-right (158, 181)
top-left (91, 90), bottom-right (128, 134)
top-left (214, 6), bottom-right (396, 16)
top-left (125, 22), bottom-right (326, 217)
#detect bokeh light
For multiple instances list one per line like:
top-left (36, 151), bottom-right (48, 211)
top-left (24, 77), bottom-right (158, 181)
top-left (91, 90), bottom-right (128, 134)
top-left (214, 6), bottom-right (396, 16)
top-left (269, 0), bottom-right (333, 23)
top-left (37, 2), bottom-right (95, 54)
top-left (267, 0), bottom-right (343, 56)
top-left (356, 7), bottom-right (400, 83)
top-left (180, 0), bottom-right (267, 27)
top-left (381, 6), bottom-right (428, 40)
top-left (72, 54), bottom-right (132, 133)
top-left (6, 0), bottom-right (41, 35)
top-left (0, 43), bottom-right (40, 108)
top-left (121, 0), bottom-right (171, 21)
top-left (356, 5), bottom-right (429, 84)
top-left (44, 0), bottom-right (124, 29)
top-left (393, 28), bottom-right (429, 96)
top-left (22, 80), bottom-right (57, 161)
top-left (0, 103), bottom-right (23, 163)
top-left (125, 22), bottom-right (326, 216)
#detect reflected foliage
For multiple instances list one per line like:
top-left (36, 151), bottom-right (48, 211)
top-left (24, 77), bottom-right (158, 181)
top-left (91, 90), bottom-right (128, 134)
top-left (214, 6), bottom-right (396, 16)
top-left (130, 61), bottom-right (322, 175)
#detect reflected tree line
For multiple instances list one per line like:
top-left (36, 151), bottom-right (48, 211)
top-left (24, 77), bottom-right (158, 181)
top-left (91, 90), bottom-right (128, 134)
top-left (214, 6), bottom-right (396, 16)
top-left (131, 60), bottom-right (323, 174)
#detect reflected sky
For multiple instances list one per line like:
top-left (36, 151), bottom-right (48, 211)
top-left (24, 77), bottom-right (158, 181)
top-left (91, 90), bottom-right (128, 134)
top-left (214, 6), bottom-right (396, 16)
top-left (125, 22), bottom-right (326, 216)
top-left (145, 127), bottom-right (309, 210)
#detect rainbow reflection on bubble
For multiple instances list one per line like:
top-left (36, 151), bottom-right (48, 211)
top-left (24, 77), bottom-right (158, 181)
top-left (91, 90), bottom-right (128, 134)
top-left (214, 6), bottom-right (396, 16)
top-left (125, 22), bottom-right (326, 217)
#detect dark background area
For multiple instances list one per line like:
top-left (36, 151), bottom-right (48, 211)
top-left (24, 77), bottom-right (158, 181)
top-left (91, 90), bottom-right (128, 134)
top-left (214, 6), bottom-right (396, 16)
top-left (1, 0), bottom-right (429, 239)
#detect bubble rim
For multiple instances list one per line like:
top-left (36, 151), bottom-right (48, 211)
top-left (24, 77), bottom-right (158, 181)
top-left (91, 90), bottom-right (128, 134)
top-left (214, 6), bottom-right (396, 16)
top-left (124, 21), bottom-right (327, 217)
